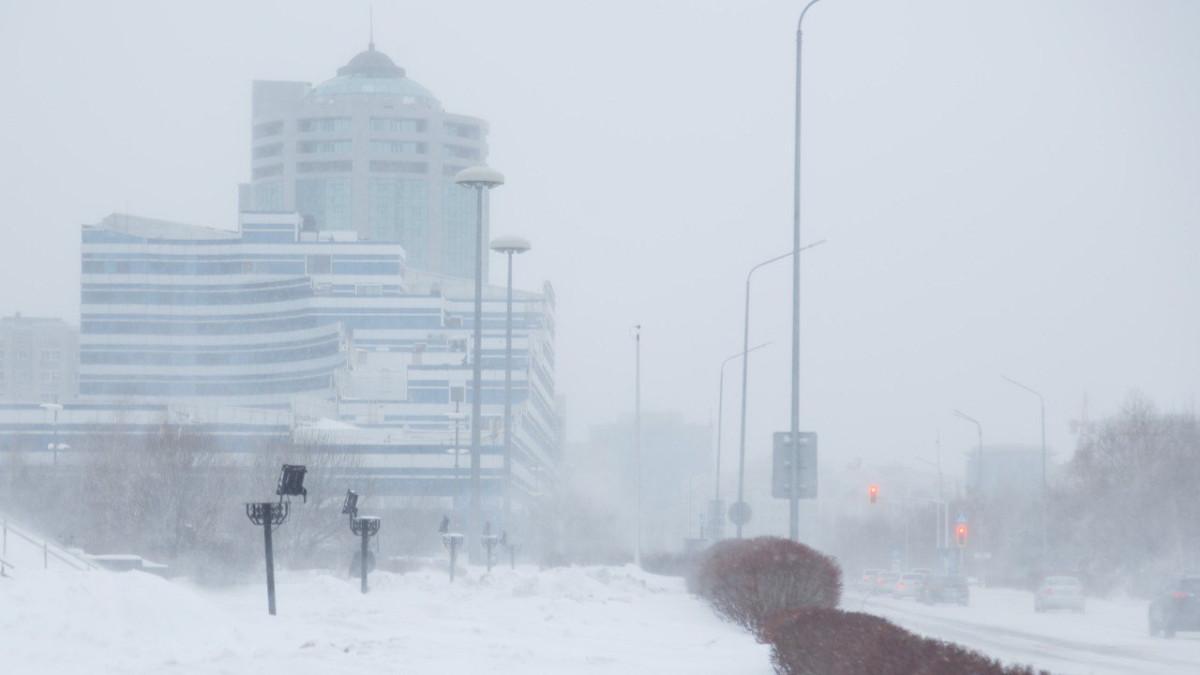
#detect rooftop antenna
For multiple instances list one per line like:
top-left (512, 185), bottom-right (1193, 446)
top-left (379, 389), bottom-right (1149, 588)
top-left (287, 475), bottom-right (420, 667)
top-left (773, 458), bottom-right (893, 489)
top-left (369, 4), bottom-right (375, 51)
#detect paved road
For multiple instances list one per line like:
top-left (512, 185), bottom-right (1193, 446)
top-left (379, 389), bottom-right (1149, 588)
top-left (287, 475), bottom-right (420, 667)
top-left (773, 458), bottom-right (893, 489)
top-left (848, 587), bottom-right (1199, 674)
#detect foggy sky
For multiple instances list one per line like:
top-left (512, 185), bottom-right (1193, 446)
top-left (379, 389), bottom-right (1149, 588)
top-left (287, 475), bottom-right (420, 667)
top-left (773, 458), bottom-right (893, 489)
top-left (1, 0), bottom-right (1197, 484)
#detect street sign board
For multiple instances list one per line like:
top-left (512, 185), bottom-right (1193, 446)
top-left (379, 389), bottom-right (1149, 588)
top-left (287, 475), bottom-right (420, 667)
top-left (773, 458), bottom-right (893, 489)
top-left (728, 501), bottom-right (753, 526)
top-left (772, 431), bottom-right (818, 499)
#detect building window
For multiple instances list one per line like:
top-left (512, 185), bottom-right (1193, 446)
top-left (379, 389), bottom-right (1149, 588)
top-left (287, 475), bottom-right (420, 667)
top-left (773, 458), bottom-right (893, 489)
top-left (370, 117), bottom-right (426, 133)
top-left (40, 350), bottom-right (61, 366)
top-left (444, 144), bottom-right (481, 160)
top-left (253, 164), bottom-right (283, 179)
top-left (370, 140), bottom-right (426, 155)
top-left (252, 120), bottom-right (284, 138)
top-left (254, 181), bottom-right (284, 210)
top-left (368, 177), bottom-right (428, 258)
top-left (445, 122), bottom-right (480, 139)
top-left (307, 255), bottom-right (332, 274)
top-left (296, 177), bottom-right (352, 229)
top-left (298, 139), bottom-right (352, 154)
top-left (297, 160), bottom-right (353, 173)
top-left (298, 117), bottom-right (352, 133)
top-left (369, 160), bottom-right (427, 174)
top-left (252, 142), bottom-right (283, 159)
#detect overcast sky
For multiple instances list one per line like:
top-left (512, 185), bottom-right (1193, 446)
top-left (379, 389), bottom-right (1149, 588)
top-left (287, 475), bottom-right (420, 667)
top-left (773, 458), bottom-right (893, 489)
top-left (1, 0), bottom-right (1196, 483)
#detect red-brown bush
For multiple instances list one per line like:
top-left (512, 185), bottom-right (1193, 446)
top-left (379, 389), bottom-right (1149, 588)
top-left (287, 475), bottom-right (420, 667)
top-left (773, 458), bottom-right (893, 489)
top-left (763, 608), bottom-right (1049, 675)
top-left (690, 537), bottom-right (841, 633)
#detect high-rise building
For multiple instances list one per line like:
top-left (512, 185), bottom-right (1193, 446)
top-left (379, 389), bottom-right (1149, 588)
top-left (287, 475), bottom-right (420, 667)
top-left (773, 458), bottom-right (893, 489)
top-left (0, 314), bottom-right (78, 403)
top-left (249, 42), bottom-right (489, 279)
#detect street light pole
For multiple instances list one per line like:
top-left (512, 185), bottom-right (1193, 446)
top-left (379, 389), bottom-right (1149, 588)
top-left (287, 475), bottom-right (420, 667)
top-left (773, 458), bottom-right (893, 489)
top-left (715, 342), bottom-right (769, 540)
top-left (791, 0), bottom-right (825, 542)
top-left (1002, 375), bottom-right (1048, 561)
top-left (735, 240), bottom-right (825, 539)
top-left (491, 236), bottom-right (531, 530)
top-left (455, 166), bottom-right (505, 562)
top-left (952, 409), bottom-right (984, 492)
top-left (634, 324), bottom-right (642, 567)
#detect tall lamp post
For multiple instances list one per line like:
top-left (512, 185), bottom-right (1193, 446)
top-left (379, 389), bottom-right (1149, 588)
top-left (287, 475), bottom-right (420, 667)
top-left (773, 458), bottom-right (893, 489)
top-left (455, 165), bottom-right (505, 561)
top-left (951, 409), bottom-right (984, 492)
top-left (735, 240), bottom-right (825, 539)
top-left (1002, 375), bottom-right (1048, 561)
top-left (490, 235), bottom-right (531, 529)
top-left (633, 324), bottom-right (643, 567)
top-left (39, 402), bottom-right (64, 467)
top-left (789, 0), bottom-right (826, 542)
top-left (713, 343), bottom-right (769, 540)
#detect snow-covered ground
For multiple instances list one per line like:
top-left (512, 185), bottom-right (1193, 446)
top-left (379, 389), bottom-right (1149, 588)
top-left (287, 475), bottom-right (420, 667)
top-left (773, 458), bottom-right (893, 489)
top-left (850, 587), bottom-right (1200, 674)
top-left (0, 563), bottom-right (773, 675)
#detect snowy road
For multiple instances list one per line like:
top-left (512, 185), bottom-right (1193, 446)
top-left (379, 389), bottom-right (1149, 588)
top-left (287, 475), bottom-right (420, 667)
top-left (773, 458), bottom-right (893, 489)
top-left (0, 565), bottom-right (772, 675)
top-left (850, 587), bottom-right (1200, 674)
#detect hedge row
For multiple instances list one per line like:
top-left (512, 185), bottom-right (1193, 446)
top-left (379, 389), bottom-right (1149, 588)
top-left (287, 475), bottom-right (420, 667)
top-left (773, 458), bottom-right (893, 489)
top-left (689, 538), bottom-right (1047, 675)
top-left (689, 537), bottom-right (841, 634)
top-left (764, 608), bottom-right (1048, 675)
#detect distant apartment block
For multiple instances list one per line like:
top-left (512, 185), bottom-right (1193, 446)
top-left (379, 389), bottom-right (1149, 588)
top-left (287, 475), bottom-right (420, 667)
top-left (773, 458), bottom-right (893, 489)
top-left (0, 314), bottom-right (78, 403)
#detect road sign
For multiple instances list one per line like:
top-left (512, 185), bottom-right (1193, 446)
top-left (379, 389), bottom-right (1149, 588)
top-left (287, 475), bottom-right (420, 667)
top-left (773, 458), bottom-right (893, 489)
top-left (772, 431), bottom-right (818, 499)
top-left (728, 501), bottom-right (753, 526)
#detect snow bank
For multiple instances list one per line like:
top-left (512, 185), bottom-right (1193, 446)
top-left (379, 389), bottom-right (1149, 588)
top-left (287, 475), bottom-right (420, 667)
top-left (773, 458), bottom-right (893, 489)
top-left (1, 563), bottom-right (771, 674)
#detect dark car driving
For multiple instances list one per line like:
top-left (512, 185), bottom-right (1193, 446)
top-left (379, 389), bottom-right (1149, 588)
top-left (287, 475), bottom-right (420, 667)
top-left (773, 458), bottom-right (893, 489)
top-left (918, 574), bottom-right (969, 606)
top-left (1149, 576), bottom-right (1200, 638)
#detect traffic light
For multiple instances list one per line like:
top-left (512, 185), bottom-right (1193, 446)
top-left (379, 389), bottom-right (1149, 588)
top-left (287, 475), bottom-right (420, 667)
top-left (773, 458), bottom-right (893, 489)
top-left (955, 523), bottom-right (968, 547)
top-left (868, 484), bottom-right (879, 504)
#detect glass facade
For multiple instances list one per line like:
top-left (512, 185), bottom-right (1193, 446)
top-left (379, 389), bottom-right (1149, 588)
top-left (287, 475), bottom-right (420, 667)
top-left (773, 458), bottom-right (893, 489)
top-left (440, 184), bottom-right (478, 279)
top-left (296, 177), bottom-right (352, 230)
top-left (369, 177), bottom-right (428, 263)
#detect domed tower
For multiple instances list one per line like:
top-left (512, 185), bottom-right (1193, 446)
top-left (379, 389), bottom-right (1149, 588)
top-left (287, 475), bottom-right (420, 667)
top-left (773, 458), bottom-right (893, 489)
top-left (249, 43), bottom-right (489, 278)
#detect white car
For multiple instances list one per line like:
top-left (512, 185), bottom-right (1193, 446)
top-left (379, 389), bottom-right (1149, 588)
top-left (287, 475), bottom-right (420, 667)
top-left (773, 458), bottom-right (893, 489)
top-left (1035, 575), bottom-right (1086, 613)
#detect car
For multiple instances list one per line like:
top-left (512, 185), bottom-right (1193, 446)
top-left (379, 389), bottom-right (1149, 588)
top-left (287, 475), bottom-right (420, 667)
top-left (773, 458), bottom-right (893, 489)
top-left (893, 572), bottom-right (928, 599)
top-left (919, 574), bottom-right (970, 606)
top-left (859, 568), bottom-right (884, 591)
top-left (1035, 575), bottom-right (1085, 613)
top-left (1148, 577), bottom-right (1200, 638)
top-left (874, 571), bottom-right (899, 595)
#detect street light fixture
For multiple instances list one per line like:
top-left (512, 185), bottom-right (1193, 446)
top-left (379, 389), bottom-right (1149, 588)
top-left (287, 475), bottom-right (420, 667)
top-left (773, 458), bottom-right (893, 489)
top-left (713, 342), bottom-right (770, 541)
top-left (342, 490), bottom-right (381, 594)
top-left (734, 239), bottom-right (826, 539)
top-left (490, 235), bottom-right (531, 529)
top-left (455, 165), bottom-right (505, 562)
top-left (1002, 375), bottom-right (1049, 561)
top-left (789, 0), bottom-right (826, 542)
top-left (245, 464), bottom-right (307, 615)
top-left (39, 402), bottom-right (64, 467)
top-left (951, 410), bottom-right (984, 492)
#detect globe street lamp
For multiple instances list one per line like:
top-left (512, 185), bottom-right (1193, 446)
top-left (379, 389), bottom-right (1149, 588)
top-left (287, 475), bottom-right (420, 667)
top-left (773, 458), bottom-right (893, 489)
top-left (455, 165), bottom-right (504, 561)
top-left (490, 235), bottom-right (531, 529)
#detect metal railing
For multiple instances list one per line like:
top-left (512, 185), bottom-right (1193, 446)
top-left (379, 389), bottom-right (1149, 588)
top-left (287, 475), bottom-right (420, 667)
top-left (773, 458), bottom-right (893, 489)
top-left (1, 517), bottom-right (98, 571)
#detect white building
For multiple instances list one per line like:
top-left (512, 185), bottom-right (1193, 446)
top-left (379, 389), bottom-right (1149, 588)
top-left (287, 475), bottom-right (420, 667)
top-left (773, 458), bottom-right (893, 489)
top-left (0, 212), bottom-right (559, 506)
top-left (247, 41), bottom-right (489, 279)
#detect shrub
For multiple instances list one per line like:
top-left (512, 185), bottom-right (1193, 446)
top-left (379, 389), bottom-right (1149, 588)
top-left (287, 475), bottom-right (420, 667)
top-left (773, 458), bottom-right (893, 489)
top-left (763, 608), bottom-right (1048, 675)
top-left (691, 537), bottom-right (841, 633)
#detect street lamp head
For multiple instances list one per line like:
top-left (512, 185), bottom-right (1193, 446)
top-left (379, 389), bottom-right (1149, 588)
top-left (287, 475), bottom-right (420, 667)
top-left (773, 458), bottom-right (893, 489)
top-left (490, 235), bottom-right (531, 255)
top-left (454, 165), bottom-right (505, 189)
top-left (276, 464), bottom-right (308, 502)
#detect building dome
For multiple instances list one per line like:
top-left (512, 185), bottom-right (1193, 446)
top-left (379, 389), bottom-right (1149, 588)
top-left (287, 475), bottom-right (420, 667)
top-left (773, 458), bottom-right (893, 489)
top-left (311, 44), bottom-right (440, 107)
top-left (338, 46), bottom-right (405, 78)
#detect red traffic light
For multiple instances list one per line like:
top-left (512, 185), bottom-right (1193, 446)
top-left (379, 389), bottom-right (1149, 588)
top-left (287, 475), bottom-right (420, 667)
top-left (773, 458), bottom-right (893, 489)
top-left (868, 484), bottom-right (879, 504)
top-left (955, 523), bottom-right (968, 546)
